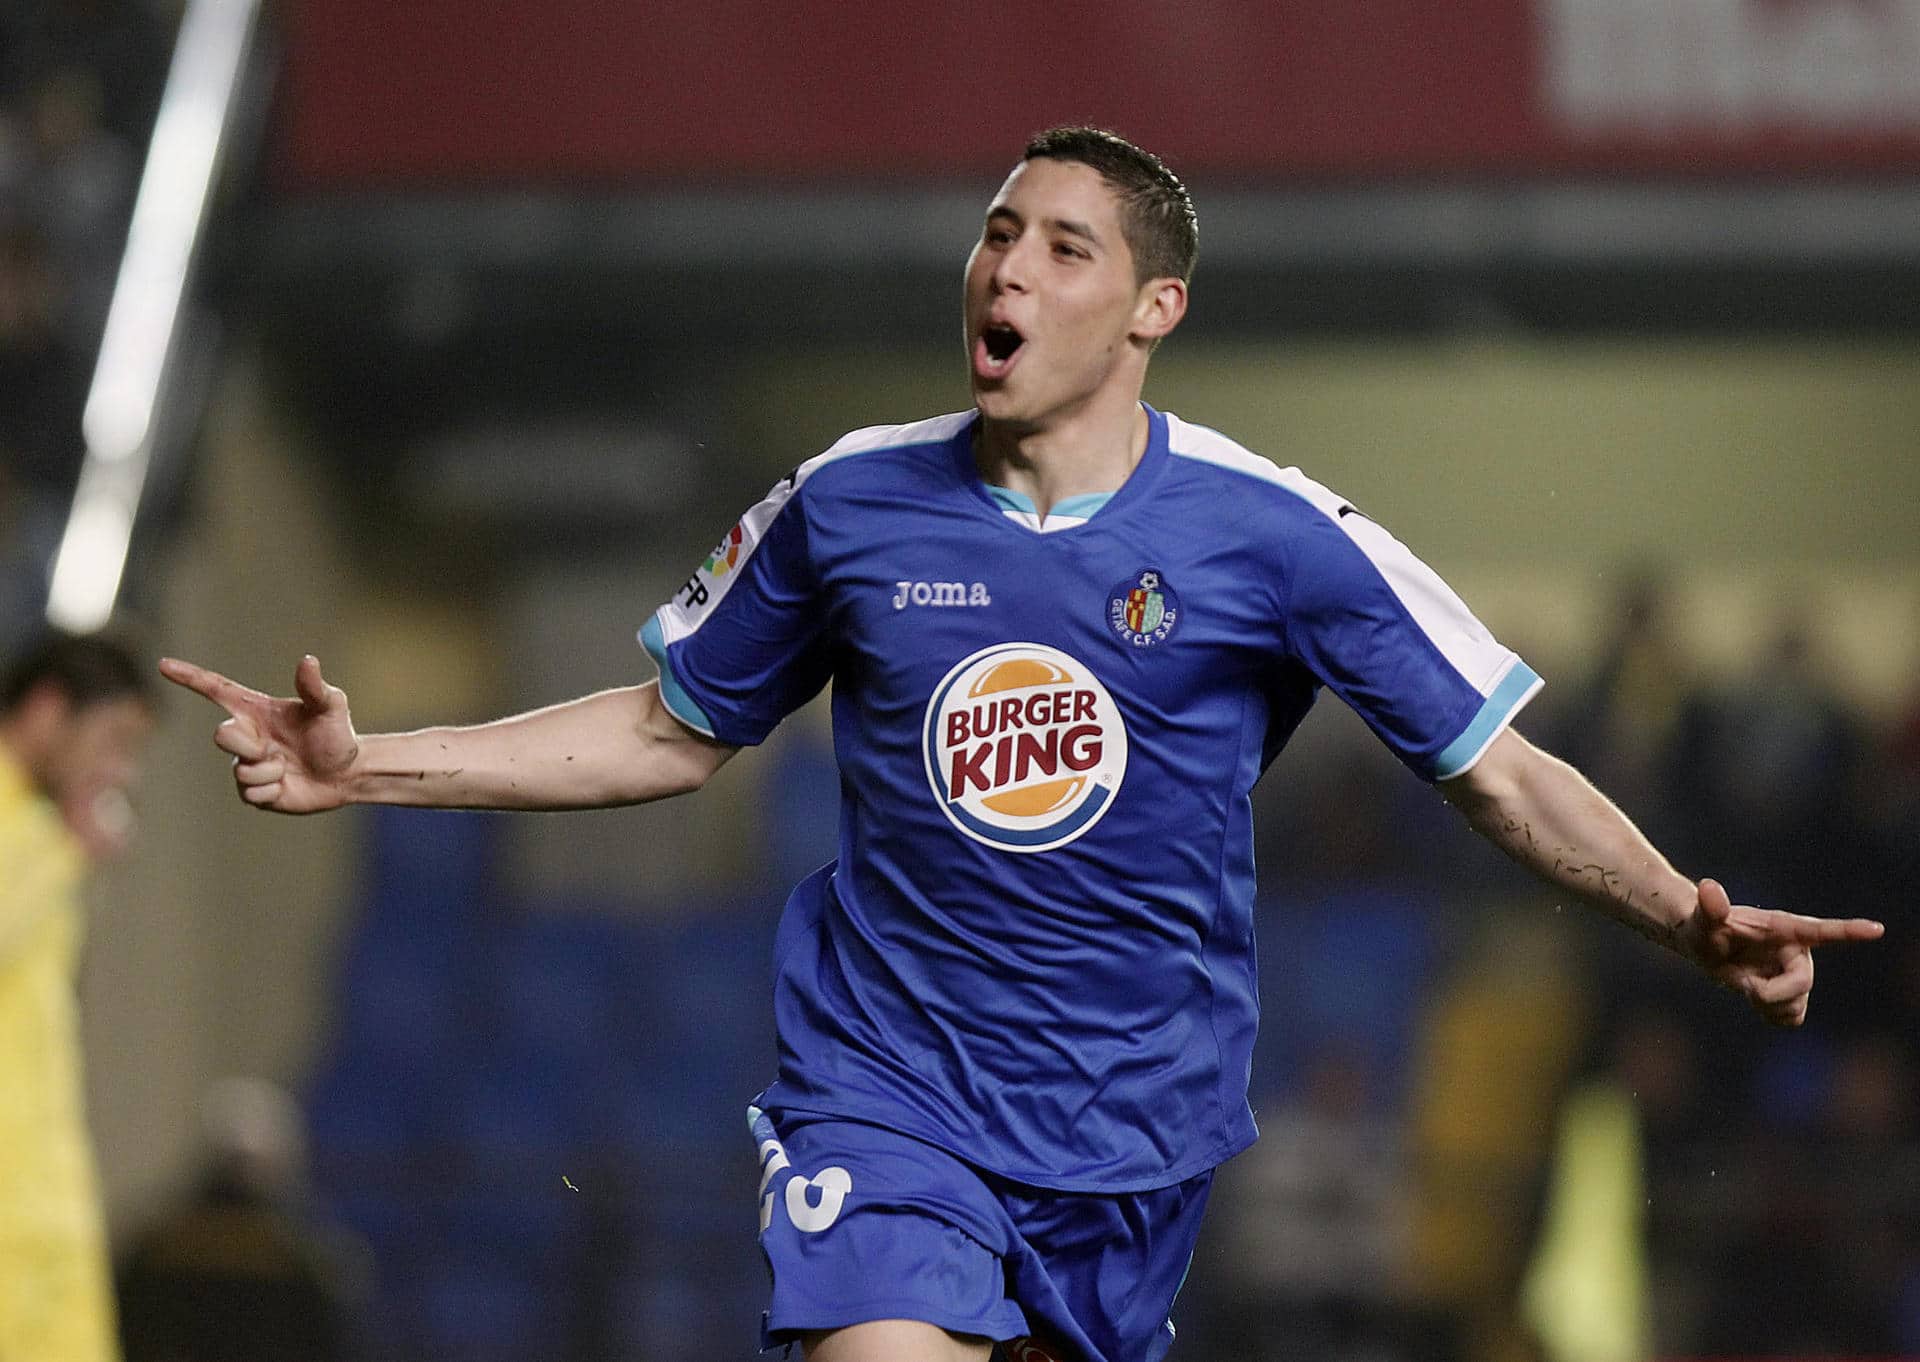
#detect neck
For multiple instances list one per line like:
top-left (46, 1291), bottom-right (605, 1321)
top-left (974, 398), bottom-right (1150, 522)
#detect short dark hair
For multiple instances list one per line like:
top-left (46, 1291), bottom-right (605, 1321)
top-left (0, 631), bottom-right (154, 715)
top-left (1023, 126), bottom-right (1198, 287)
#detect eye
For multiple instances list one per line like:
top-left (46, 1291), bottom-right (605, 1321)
top-left (1053, 241), bottom-right (1088, 260)
top-left (985, 226), bottom-right (1016, 246)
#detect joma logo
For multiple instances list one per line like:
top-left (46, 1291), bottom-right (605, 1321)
top-left (893, 581), bottom-right (992, 610)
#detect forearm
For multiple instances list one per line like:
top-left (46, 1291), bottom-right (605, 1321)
top-left (1442, 732), bottom-right (1695, 952)
top-left (345, 683), bottom-right (729, 810)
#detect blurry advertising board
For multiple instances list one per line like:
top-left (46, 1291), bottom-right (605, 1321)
top-left (280, 0), bottom-right (1920, 183)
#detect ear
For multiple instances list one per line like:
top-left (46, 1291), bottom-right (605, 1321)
top-left (1130, 276), bottom-right (1188, 345)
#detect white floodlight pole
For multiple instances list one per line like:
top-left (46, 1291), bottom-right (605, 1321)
top-left (46, 0), bottom-right (263, 632)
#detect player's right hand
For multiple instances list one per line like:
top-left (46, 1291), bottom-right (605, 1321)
top-left (158, 654), bottom-right (360, 814)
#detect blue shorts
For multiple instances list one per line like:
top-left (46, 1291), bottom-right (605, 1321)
top-left (749, 1105), bottom-right (1212, 1362)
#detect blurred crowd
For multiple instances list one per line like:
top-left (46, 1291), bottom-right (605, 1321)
top-left (1197, 571), bottom-right (1920, 1362)
top-left (0, 0), bottom-right (172, 650)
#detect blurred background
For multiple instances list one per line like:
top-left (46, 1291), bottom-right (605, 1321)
top-left (3, 0), bottom-right (1918, 1358)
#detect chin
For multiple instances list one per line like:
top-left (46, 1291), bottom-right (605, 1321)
top-left (971, 386), bottom-right (1036, 427)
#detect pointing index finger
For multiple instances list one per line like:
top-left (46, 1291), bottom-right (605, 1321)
top-left (157, 657), bottom-right (264, 716)
top-left (1772, 913), bottom-right (1886, 945)
top-left (1818, 917), bottom-right (1885, 943)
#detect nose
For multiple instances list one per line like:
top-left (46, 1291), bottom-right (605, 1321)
top-left (990, 237), bottom-right (1033, 295)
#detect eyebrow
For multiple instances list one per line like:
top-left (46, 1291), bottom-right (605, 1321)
top-left (985, 205), bottom-right (1104, 246)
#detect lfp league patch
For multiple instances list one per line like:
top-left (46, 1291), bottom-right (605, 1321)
top-left (1107, 568), bottom-right (1180, 647)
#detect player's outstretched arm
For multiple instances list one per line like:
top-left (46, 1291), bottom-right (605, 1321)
top-left (159, 655), bottom-right (736, 814)
top-left (1440, 728), bottom-right (1883, 1026)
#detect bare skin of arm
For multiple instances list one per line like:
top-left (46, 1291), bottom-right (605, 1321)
top-left (159, 655), bottom-right (736, 814)
top-left (1441, 728), bottom-right (1883, 1026)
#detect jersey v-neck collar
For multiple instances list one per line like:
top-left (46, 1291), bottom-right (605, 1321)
top-left (953, 404), bottom-right (1171, 535)
top-left (982, 485), bottom-right (1114, 532)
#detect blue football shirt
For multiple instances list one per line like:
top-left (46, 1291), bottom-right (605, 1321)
top-left (641, 404), bottom-right (1540, 1191)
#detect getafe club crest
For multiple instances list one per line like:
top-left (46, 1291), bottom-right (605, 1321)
top-left (1107, 568), bottom-right (1180, 647)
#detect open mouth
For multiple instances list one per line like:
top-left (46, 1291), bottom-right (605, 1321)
top-left (974, 322), bottom-right (1026, 380)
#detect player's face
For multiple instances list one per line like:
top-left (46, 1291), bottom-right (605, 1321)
top-left (41, 695), bottom-right (152, 808)
top-left (963, 158), bottom-right (1158, 428)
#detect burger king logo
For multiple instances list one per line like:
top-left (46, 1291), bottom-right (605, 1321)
top-left (923, 643), bottom-right (1128, 853)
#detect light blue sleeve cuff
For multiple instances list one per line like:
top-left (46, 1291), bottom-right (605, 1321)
top-left (638, 614), bottom-right (718, 739)
top-left (1433, 660), bottom-right (1544, 780)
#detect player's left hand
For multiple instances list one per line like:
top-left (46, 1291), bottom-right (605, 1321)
top-left (1674, 877), bottom-right (1884, 1027)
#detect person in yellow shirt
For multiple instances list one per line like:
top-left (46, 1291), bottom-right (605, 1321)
top-left (0, 632), bottom-right (155, 1362)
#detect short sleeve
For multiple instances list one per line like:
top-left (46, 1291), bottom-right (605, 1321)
top-left (639, 473), bottom-right (833, 747)
top-left (1283, 506), bottom-right (1542, 781)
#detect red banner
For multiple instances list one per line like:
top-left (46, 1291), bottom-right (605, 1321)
top-left (277, 0), bottom-right (1920, 186)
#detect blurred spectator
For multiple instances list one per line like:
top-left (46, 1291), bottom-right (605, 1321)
top-left (0, 630), bottom-right (157, 1362)
top-left (1892, 663), bottom-right (1920, 781)
top-left (0, 465), bottom-right (61, 658)
top-left (1522, 1003), bottom-right (1720, 1362)
top-left (1401, 912), bottom-right (1589, 1362)
top-left (0, 0), bottom-right (170, 146)
top-left (20, 65), bottom-right (136, 344)
top-left (1877, 633), bottom-right (1920, 889)
top-left (1613, 1004), bottom-right (1724, 1359)
top-left (1803, 1033), bottom-right (1920, 1354)
top-left (0, 105), bottom-right (25, 197)
top-left (118, 1076), bottom-right (366, 1362)
top-left (1544, 568), bottom-right (1691, 846)
top-left (1893, 629), bottom-right (1920, 777)
top-left (0, 219), bottom-right (89, 650)
top-left (1669, 609), bottom-right (1870, 905)
top-left (0, 219), bottom-right (87, 496)
top-left (1253, 709), bottom-right (1426, 891)
top-left (1529, 983), bottom-right (1919, 1360)
top-left (1519, 1071), bottom-right (1647, 1362)
top-left (1202, 1047), bottom-right (1408, 1362)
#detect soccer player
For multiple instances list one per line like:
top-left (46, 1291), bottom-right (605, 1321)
top-left (2, 632), bottom-right (157, 1362)
top-left (161, 128), bottom-right (1883, 1362)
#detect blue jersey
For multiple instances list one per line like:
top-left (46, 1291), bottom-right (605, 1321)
top-left (641, 404), bottom-right (1540, 1192)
